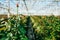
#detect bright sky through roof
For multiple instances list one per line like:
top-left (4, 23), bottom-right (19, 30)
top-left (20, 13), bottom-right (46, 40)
top-left (0, 0), bottom-right (60, 15)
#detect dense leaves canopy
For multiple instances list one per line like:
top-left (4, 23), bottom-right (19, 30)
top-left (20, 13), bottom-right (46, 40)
top-left (0, 15), bottom-right (60, 40)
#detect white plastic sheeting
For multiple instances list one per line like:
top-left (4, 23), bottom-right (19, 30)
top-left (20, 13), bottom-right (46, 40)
top-left (0, 0), bottom-right (60, 16)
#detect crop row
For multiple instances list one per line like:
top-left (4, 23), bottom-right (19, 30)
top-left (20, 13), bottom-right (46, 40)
top-left (0, 15), bottom-right (60, 40)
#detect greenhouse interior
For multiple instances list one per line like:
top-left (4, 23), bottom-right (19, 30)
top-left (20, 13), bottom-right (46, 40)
top-left (0, 0), bottom-right (60, 40)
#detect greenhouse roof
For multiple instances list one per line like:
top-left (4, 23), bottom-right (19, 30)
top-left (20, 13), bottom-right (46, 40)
top-left (0, 0), bottom-right (60, 15)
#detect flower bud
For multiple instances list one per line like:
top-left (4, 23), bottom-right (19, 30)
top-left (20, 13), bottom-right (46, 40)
top-left (16, 3), bottom-right (19, 7)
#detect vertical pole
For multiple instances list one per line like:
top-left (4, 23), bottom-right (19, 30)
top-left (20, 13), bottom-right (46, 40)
top-left (16, 3), bottom-right (19, 16)
top-left (8, 0), bottom-right (10, 18)
top-left (16, 1), bottom-right (20, 20)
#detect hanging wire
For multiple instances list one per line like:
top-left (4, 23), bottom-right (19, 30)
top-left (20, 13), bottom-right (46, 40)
top-left (23, 0), bottom-right (28, 11)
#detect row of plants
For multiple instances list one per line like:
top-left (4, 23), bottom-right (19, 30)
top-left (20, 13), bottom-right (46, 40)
top-left (0, 15), bottom-right (60, 40)
top-left (31, 16), bottom-right (60, 40)
top-left (0, 16), bottom-right (28, 40)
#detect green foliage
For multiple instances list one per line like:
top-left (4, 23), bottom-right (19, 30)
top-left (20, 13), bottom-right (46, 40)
top-left (0, 16), bottom-right (28, 40)
top-left (32, 16), bottom-right (60, 40)
top-left (0, 15), bottom-right (60, 40)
